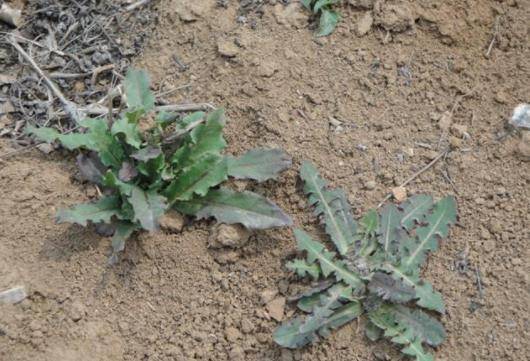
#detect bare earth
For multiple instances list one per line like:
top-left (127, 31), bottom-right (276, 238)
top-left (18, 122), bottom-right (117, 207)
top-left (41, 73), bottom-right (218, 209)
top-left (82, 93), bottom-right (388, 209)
top-left (1, 0), bottom-right (529, 360)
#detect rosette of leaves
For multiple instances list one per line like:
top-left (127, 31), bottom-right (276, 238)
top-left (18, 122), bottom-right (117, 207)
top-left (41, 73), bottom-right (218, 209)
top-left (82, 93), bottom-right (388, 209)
top-left (26, 69), bottom-right (292, 263)
top-left (273, 162), bottom-right (457, 361)
top-left (302, 0), bottom-right (341, 37)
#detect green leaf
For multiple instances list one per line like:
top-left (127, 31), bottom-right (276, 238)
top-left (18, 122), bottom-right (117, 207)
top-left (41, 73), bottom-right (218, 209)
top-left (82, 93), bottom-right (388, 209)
top-left (109, 222), bottom-right (138, 264)
top-left (287, 259), bottom-right (321, 279)
top-left (313, 0), bottom-right (338, 13)
top-left (26, 125), bottom-right (93, 150)
top-left (56, 196), bottom-right (122, 226)
top-left (391, 305), bottom-right (446, 347)
top-left (399, 195), bottom-right (434, 231)
top-left (164, 154), bottom-right (228, 202)
top-left (378, 204), bottom-right (401, 254)
top-left (129, 187), bottom-right (167, 231)
top-left (294, 229), bottom-right (364, 291)
top-left (383, 263), bottom-right (445, 313)
top-left (301, 0), bottom-right (313, 10)
top-left (317, 9), bottom-right (340, 37)
top-left (174, 188), bottom-right (292, 229)
top-left (76, 153), bottom-right (106, 184)
top-left (79, 118), bottom-right (125, 168)
top-left (172, 109), bottom-right (227, 167)
top-left (369, 305), bottom-right (435, 361)
top-left (131, 146), bottom-right (162, 162)
top-left (227, 148), bottom-right (292, 182)
top-left (300, 161), bottom-right (356, 255)
top-left (367, 272), bottom-right (416, 304)
top-left (399, 196), bottom-right (457, 271)
top-left (125, 69), bottom-right (155, 112)
top-left (273, 284), bottom-right (361, 348)
top-left (365, 320), bottom-right (382, 341)
top-left (102, 170), bottom-right (135, 196)
top-left (111, 114), bottom-right (142, 149)
top-left (173, 111), bottom-right (206, 137)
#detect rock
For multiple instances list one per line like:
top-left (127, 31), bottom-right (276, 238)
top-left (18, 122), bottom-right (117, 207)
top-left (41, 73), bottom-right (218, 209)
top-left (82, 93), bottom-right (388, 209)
top-left (258, 60), bottom-right (278, 78)
top-left (217, 40), bottom-right (239, 58)
top-left (0, 286), bottom-right (27, 304)
top-left (159, 211), bottom-right (185, 233)
top-left (229, 345), bottom-right (245, 360)
top-left (494, 90), bottom-right (509, 104)
top-left (480, 228), bottom-right (491, 240)
top-left (68, 300), bottom-right (86, 321)
top-left (510, 104), bottom-right (530, 130)
top-left (489, 220), bottom-right (502, 235)
top-left (36, 143), bottom-right (54, 154)
top-left (224, 326), bottom-right (242, 342)
top-left (266, 297), bottom-right (285, 322)
top-left (364, 180), bottom-right (377, 190)
top-left (0, 3), bottom-right (23, 27)
top-left (517, 131), bottom-right (530, 161)
top-left (438, 111), bottom-right (452, 132)
top-left (209, 224), bottom-right (251, 249)
top-left (375, 2), bottom-right (415, 33)
top-left (356, 12), bottom-right (374, 36)
top-left (449, 136), bottom-right (463, 149)
top-left (260, 289), bottom-right (278, 304)
top-left (392, 186), bottom-right (407, 202)
top-left (241, 318), bottom-right (255, 334)
top-left (273, 3), bottom-right (308, 29)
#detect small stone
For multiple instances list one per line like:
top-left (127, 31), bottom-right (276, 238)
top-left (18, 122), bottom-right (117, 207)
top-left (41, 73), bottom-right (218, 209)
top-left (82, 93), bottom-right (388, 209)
top-left (449, 136), bottom-right (463, 149)
top-left (68, 300), bottom-right (86, 322)
top-left (217, 40), bottom-right (239, 58)
top-left (483, 240), bottom-right (496, 253)
top-left (0, 286), bottom-right (27, 304)
top-left (480, 228), bottom-right (491, 240)
top-left (356, 12), bottom-right (373, 36)
top-left (489, 220), bottom-right (502, 235)
top-left (36, 143), bottom-right (54, 154)
top-left (241, 318), bottom-right (255, 334)
top-left (494, 90), bottom-right (509, 104)
top-left (159, 211), bottom-right (185, 233)
top-left (213, 250), bottom-right (240, 264)
top-left (258, 61), bottom-right (278, 77)
top-left (438, 111), bottom-right (452, 132)
top-left (260, 289), bottom-right (278, 304)
top-left (273, 3), bottom-right (308, 28)
top-left (209, 224), bottom-right (251, 248)
top-left (403, 147), bottom-right (414, 157)
top-left (224, 327), bottom-right (242, 342)
top-left (511, 258), bottom-right (522, 266)
top-left (229, 345), bottom-right (244, 360)
top-left (364, 180), bottom-right (376, 190)
top-left (392, 186), bottom-right (407, 202)
top-left (266, 297), bottom-right (285, 322)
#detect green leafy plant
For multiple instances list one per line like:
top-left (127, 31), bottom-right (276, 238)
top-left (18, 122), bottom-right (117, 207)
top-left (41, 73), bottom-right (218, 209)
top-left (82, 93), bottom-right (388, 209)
top-left (274, 162), bottom-right (457, 361)
top-left (26, 69), bottom-right (292, 262)
top-left (302, 0), bottom-right (341, 36)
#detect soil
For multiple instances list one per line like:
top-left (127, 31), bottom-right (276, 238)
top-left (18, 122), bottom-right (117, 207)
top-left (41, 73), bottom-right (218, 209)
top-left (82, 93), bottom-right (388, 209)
top-left (1, 0), bottom-right (529, 360)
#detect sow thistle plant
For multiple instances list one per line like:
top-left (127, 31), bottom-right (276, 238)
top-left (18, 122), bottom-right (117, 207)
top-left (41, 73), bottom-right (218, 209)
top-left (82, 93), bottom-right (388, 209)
top-left (274, 162), bottom-right (457, 361)
top-left (26, 69), bottom-right (292, 262)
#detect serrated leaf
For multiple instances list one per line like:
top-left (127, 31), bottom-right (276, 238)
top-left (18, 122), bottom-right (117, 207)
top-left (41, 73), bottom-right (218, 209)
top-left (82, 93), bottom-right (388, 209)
top-left (129, 187), bottom-right (167, 231)
top-left (400, 195), bottom-right (434, 231)
top-left (383, 263), bottom-right (445, 313)
top-left (392, 305), bottom-right (446, 347)
top-left (56, 196), bottom-right (122, 226)
top-left (369, 306), bottom-right (435, 361)
top-left (26, 125), bottom-right (93, 150)
top-left (125, 69), bottom-right (154, 111)
top-left (273, 317), bottom-right (313, 349)
top-left (400, 196), bottom-right (457, 271)
top-left (294, 229), bottom-right (364, 291)
top-left (76, 152), bottom-right (106, 184)
top-left (317, 9), bottom-right (340, 37)
top-left (368, 272), bottom-right (416, 304)
top-left (118, 161), bottom-right (138, 182)
top-left (227, 148), bottom-right (292, 182)
top-left (102, 170), bottom-right (135, 196)
top-left (378, 204), bottom-right (401, 254)
top-left (174, 188), bottom-right (292, 229)
top-left (172, 111), bottom-right (206, 137)
top-left (287, 259), bottom-right (321, 279)
top-left (79, 118), bottom-right (125, 168)
top-left (300, 162), bottom-right (356, 255)
top-left (164, 155), bottom-right (228, 202)
top-left (111, 114), bottom-right (142, 148)
top-left (109, 222), bottom-right (138, 265)
top-left (297, 293), bottom-right (322, 312)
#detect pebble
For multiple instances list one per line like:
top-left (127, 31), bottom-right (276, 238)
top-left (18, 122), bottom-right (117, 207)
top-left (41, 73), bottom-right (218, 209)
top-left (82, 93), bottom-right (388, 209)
top-left (483, 239), bottom-right (496, 253)
top-left (494, 90), bottom-right (509, 104)
top-left (364, 180), bottom-right (376, 190)
top-left (68, 299), bottom-right (86, 322)
top-left (260, 289), bottom-right (278, 304)
top-left (480, 228), bottom-right (491, 240)
top-left (229, 345), bottom-right (245, 360)
top-left (438, 111), bottom-right (452, 132)
top-left (392, 186), bottom-right (407, 202)
top-left (356, 12), bottom-right (373, 36)
top-left (159, 211), bottom-right (185, 233)
top-left (0, 286), bottom-right (27, 304)
top-left (489, 220), bottom-right (502, 235)
top-left (224, 326), bottom-right (242, 342)
top-left (240, 318), bottom-right (255, 334)
top-left (217, 40), bottom-right (239, 58)
top-left (209, 224), bottom-right (251, 248)
top-left (266, 297), bottom-right (285, 322)
top-left (450, 123), bottom-right (469, 138)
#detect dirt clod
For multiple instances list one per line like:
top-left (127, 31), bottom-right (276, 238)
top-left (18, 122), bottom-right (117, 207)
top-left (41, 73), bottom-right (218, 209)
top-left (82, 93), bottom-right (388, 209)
top-left (356, 12), bottom-right (374, 36)
top-left (266, 297), bottom-right (285, 322)
top-left (209, 224), bottom-right (251, 248)
top-left (159, 211), bottom-right (185, 233)
top-left (217, 40), bottom-right (240, 58)
top-left (392, 186), bottom-right (407, 202)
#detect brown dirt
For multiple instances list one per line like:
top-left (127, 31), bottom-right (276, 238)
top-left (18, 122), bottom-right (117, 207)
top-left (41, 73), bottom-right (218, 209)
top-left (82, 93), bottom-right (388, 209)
top-left (1, 0), bottom-right (529, 360)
